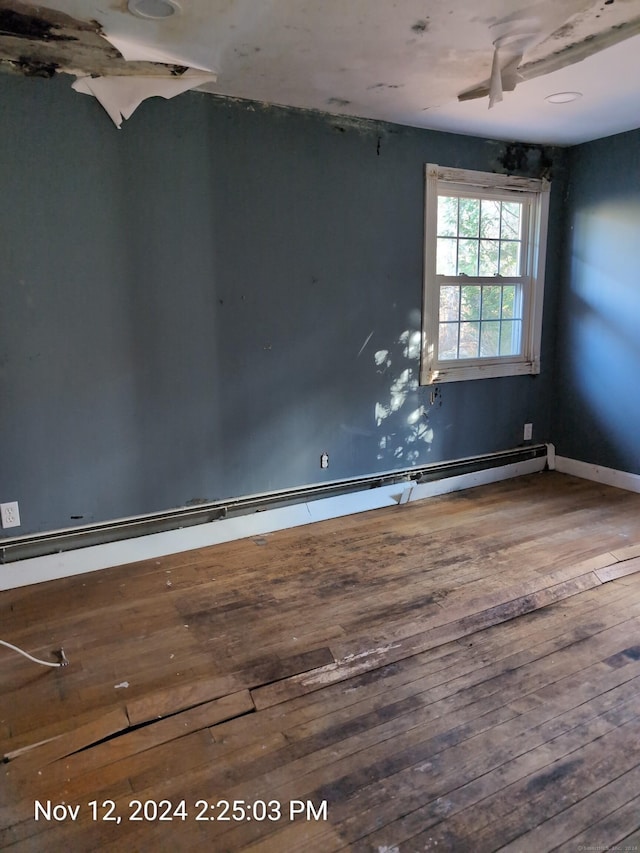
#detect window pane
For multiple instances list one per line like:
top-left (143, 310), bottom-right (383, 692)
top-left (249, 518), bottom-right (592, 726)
top-left (458, 239), bottom-right (478, 276)
top-left (481, 285), bottom-right (501, 320)
top-left (439, 285), bottom-right (459, 321)
top-left (499, 241), bottom-right (520, 276)
top-left (459, 322), bottom-right (479, 358)
top-left (437, 237), bottom-right (457, 275)
top-left (479, 240), bottom-right (499, 276)
top-left (461, 285), bottom-right (480, 320)
top-left (438, 322), bottom-right (458, 360)
top-left (480, 199), bottom-right (501, 238)
top-left (501, 201), bottom-right (522, 239)
top-left (437, 196), bottom-right (458, 237)
top-left (499, 320), bottom-right (522, 355)
top-left (459, 198), bottom-right (480, 237)
top-left (501, 285), bottom-right (516, 318)
top-left (480, 321), bottom-right (500, 357)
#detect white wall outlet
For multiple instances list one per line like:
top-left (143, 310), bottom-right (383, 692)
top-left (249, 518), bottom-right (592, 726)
top-left (320, 452), bottom-right (329, 469)
top-left (1, 501), bottom-right (21, 529)
top-left (523, 423), bottom-right (533, 441)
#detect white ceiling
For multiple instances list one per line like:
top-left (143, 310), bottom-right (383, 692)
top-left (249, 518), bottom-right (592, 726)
top-left (6, 0), bottom-right (640, 145)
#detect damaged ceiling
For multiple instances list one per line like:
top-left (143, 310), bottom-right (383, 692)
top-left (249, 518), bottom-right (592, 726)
top-left (1, 0), bottom-right (640, 143)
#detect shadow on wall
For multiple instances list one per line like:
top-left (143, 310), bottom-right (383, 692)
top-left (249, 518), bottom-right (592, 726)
top-left (373, 315), bottom-right (438, 466)
top-left (561, 204), bottom-right (640, 470)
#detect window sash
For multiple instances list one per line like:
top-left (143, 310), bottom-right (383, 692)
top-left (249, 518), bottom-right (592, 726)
top-left (436, 192), bottom-right (529, 278)
top-left (437, 279), bottom-right (527, 362)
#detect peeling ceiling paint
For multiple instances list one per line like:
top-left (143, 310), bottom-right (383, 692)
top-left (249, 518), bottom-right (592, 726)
top-left (0, 1), bottom-right (189, 76)
top-left (2, 0), bottom-right (640, 143)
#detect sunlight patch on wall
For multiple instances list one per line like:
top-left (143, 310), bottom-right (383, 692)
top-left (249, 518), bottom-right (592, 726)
top-left (400, 329), bottom-right (422, 360)
top-left (374, 328), bottom-right (434, 464)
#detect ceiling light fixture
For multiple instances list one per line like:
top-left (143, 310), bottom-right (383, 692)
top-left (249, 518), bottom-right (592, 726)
top-left (545, 91), bottom-right (582, 104)
top-left (127, 0), bottom-right (181, 20)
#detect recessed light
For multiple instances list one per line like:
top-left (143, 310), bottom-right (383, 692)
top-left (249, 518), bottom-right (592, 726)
top-left (545, 91), bottom-right (582, 104)
top-left (127, 0), bottom-right (181, 19)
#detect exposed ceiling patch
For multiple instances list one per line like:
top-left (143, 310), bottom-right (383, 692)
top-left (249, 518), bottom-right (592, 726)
top-left (0, 0), bottom-right (216, 125)
top-left (0, 0), bottom-right (188, 76)
top-left (15, 55), bottom-right (58, 76)
top-left (0, 6), bottom-right (78, 41)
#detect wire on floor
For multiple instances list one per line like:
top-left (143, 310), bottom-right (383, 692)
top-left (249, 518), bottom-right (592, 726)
top-left (0, 639), bottom-right (69, 668)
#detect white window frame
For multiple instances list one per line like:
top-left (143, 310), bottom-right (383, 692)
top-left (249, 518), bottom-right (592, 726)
top-left (420, 164), bottom-right (550, 385)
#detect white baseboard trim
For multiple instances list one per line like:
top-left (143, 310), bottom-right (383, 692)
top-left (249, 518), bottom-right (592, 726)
top-left (0, 455), bottom-right (546, 591)
top-left (555, 456), bottom-right (640, 494)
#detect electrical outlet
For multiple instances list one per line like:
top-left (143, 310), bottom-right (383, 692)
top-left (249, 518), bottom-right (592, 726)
top-left (320, 452), bottom-right (329, 469)
top-left (523, 423), bottom-right (533, 441)
top-left (1, 501), bottom-right (21, 529)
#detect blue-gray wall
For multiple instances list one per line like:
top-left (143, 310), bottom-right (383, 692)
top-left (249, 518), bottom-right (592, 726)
top-left (554, 129), bottom-right (640, 475)
top-left (0, 74), bottom-right (566, 537)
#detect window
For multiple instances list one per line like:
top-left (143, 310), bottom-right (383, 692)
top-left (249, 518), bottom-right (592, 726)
top-left (421, 164), bottom-right (550, 384)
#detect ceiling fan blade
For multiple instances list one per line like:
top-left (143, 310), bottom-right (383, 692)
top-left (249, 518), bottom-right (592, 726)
top-left (517, 15), bottom-right (640, 83)
top-left (459, 15), bottom-right (640, 104)
top-left (460, 54), bottom-right (522, 103)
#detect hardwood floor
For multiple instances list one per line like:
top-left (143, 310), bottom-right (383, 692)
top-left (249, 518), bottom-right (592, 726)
top-left (2, 471), bottom-right (640, 851)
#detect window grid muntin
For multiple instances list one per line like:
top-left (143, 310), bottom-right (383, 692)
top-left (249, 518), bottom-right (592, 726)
top-left (436, 193), bottom-right (526, 279)
top-left (437, 279), bottom-right (525, 361)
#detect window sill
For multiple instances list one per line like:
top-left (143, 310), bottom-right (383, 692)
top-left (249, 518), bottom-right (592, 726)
top-left (421, 358), bottom-right (540, 385)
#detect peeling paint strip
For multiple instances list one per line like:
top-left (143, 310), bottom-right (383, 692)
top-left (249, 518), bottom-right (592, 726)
top-left (72, 70), bottom-right (217, 128)
top-left (100, 32), bottom-right (215, 72)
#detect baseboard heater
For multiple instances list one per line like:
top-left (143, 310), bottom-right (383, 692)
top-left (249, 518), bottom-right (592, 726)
top-left (0, 443), bottom-right (547, 564)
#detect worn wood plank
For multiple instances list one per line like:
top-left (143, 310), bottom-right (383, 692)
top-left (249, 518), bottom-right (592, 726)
top-left (3, 690), bottom-right (254, 803)
top-left (2, 473), bottom-right (640, 850)
top-left (497, 761), bottom-right (640, 852)
top-left (176, 648), bottom-right (640, 850)
top-left (251, 573), bottom-right (601, 709)
top-left (207, 585), bottom-right (640, 767)
top-left (610, 543), bottom-right (640, 562)
top-left (595, 554), bottom-right (640, 583)
top-left (125, 646), bottom-right (334, 725)
top-left (353, 702), bottom-right (640, 852)
top-left (125, 672), bottom-right (252, 727)
top-left (1, 730), bottom-right (216, 837)
top-left (242, 819), bottom-right (347, 853)
top-left (563, 796), bottom-right (640, 853)
top-left (0, 778), bottom-right (134, 850)
top-left (3, 706), bottom-right (129, 767)
top-left (215, 630), bottom-right (640, 848)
